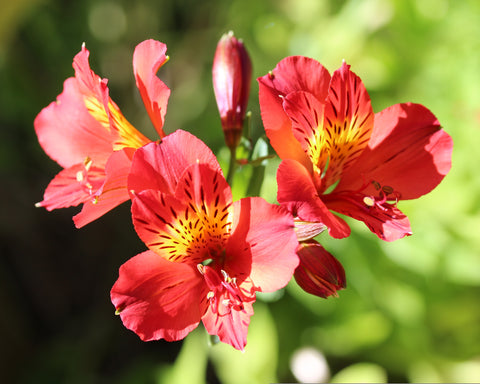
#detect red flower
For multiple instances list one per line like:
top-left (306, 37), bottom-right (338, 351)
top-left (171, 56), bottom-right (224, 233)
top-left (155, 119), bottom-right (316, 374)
top-left (212, 31), bottom-right (252, 149)
top-left (111, 130), bottom-right (299, 351)
top-left (34, 39), bottom-right (170, 227)
top-left (258, 57), bottom-right (453, 241)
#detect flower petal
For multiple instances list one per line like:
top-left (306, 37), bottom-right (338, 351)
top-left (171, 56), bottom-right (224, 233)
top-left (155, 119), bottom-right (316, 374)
top-left (73, 148), bottom-right (133, 228)
top-left (128, 130), bottom-right (221, 195)
top-left (227, 197), bottom-right (299, 292)
top-left (325, 193), bottom-right (412, 241)
top-left (36, 163), bottom-right (105, 210)
top-left (294, 240), bottom-right (346, 298)
top-left (111, 250), bottom-right (207, 342)
top-left (336, 103), bottom-right (453, 200)
top-left (73, 44), bottom-right (151, 150)
top-left (258, 56), bottom-right (331, 170)
top-left (133, 39), bottom-right (171, 138)
top-left (202, 298), bottom-right (254, 352)
top-left (277, 159), bottom-right (350, 239)
top-left (34, 77), bottom-right (115, 169)
top-left (320, 61), bottom-right (374, 189)
top-left (132, 163), bottom-right (232, 265)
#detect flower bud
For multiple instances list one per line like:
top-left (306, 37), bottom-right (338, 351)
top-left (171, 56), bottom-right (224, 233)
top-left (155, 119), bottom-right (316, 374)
top-left (212, 31), bottom-right (252, 149)
top-left (294, 240), bottom-right (346, 298)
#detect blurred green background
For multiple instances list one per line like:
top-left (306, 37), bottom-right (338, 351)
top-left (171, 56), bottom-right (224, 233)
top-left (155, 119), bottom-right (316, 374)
top-left (1, 0), bottom-right (479, 383)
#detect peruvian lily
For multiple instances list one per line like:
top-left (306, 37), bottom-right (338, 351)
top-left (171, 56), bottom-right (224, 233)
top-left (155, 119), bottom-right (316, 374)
top-left (258, 57), bottom-right (453, 241)
top-left (212, 31), bottom-right (252, 150)
top-left (111, 130), bottom-right (299, 351)
top-left (34, 39), bottom-right (170, 227)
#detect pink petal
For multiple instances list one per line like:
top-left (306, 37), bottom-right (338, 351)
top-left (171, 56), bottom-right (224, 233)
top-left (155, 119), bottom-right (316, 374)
top-left (111, 250), bottom-right (208, 342)
top-left (202, 298), bottom-right (254, 352)
top-left (34, 77), bottom-right (115, 169)
top-left (226, 197), bottom-right (299, 292)
top-left (294, 240), bottom-right (346, 298)
top-left (133, 39), bottom-right (171, 138)
top-left (336, 103), bottom-right (453, 200)
top-left (73, 148), bottom-right (133, 228)
top-left (277, 159), bottom-right (350, 239)
top-left (36, 163), bottom-right (105, 210)
top-left (128, 130), bottom-right (221, 195)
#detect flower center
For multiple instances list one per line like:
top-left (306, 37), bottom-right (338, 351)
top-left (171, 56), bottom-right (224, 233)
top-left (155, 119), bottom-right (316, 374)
top-left (197, 264), bottom-right (257, 316)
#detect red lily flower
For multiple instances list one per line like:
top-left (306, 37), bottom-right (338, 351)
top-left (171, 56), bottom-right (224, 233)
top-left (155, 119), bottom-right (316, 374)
top-left (34, 39), bottom-right (170, 227)
top-left (212, 31), bottom-right (252, 150)
top-left (111, 130), bottom-right (299, 351)
top-left (258, 57), bottom-right (453, 241)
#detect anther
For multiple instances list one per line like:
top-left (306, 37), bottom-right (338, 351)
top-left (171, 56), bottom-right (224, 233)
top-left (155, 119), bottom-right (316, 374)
top-left (363, 196), bottom-right (375, 207)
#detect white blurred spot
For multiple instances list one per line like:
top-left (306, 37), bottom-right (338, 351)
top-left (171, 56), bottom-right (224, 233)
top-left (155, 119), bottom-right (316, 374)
top-left (290, 347), bottom-right (330, 383)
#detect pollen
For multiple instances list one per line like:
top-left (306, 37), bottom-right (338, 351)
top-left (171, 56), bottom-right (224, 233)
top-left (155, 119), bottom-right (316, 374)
top-left (363, 196), bottom-right (375, 207)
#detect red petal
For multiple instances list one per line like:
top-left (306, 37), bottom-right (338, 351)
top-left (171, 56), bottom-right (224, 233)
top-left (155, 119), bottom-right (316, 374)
top-left (34, 77), bottom-right (115, 169)
top-left (294, 240), bottom-right (346, 298)
top-left (325, 193), bottom-right (412, 241)
top-left (282, 91), bottom-right (326, 157)
top-left (133, 39), bottom-right (171, 138)
top-left (321, 61), bottom-right (374, 188)
top-left (336, 103), bottom-right (453, 200)
top-left (36, 164), bottom-right (105, 210)
top-left (73, 148), bottom-right (133, 228)
top-left (258, 56), bottom-right (331, 170)
top-left (202, 298), bottom-right (254, 352)
top-left (132, 164), bottom-right (232, 264)
top-left (277, 159), bottom-right (350, 239)
top-left (226, 197), bottom-right (299, 292)
top-left (111, 250), bottom-right (207, 342)
top-left (128, 130), bottom-right (221, 195)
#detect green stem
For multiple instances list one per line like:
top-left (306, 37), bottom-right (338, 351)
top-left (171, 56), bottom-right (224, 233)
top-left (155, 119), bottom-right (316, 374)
top-left (226, 146), bottom-right (236, 186)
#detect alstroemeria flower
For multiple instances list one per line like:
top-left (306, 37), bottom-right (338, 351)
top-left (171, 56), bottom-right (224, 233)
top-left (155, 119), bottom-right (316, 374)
top-left (111, 130), bottom-right (299, 351)
top-left (35, 39), bottom-right (170, 227)
top-left (258, 57), bottom-right (453, 241)
top-left (212, 31), bottom-right (252, 149)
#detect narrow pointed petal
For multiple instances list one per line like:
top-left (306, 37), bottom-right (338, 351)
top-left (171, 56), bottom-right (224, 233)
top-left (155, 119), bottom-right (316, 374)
top-left (336, 103), bottom-right (453, 200)
top-left (202, 298), bottom-right (254, 351)
top-left (294, 240), bottom-right (346, 298)
top-left (36, 163), bottom-right (105, 210)
top-left (111, 250), bottom-right (207, 342)
top-left (73, 44), bottom-right (151, 150)
top-left (73, 148), bottom-right (134, 228)
top-left (320, 62), bottom-right (374, 189)
top-left (258, 56), bottom-right (331, 170)
top-left (128, 130), bottom-right (221, 195)
top-left (226, 197), bottom-right (299, 291)
top-left (277, 159), bottom-right (350, 239)
top-left (34, 77), bottom-right (115, 169)
top-left (133, 39), bottom-right (171, 138)
top-left (325, 194), bottom-right (412, 241)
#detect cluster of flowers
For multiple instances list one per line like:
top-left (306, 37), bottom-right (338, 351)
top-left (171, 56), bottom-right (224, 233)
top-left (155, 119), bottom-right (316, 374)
top-left (35, 33), bottom-right (453, 351)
